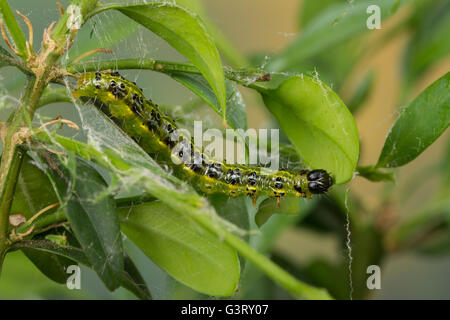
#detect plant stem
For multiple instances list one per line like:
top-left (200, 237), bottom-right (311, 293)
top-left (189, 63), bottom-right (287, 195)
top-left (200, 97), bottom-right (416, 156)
top-left (66, 58), bottom-right (269, 87)
top-left (0, 76), bottom-right (36, 268)
top-left (16, 208), bottom-right (66, 236)
top-left (0, 147), bottom-right (23, 264)
top-left (0, 71), bottom-right (53, 269)
top-left (37, 88), bottom-right (72, 108)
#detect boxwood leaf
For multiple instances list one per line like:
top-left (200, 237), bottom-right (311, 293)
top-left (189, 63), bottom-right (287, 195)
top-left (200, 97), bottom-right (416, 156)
top-left (377, 72), bottom-right (450, 168)
top-left (258, 75), bottom-right (359, 184)
top-left (10, 240), bottom-right (90, 265)
top-left (9, 154), bottom-right (73, 284)
top-left (43, 153), bottom-right (124, 291)
top-left (21, 247), bottom-right (75, 284)
top-left (121, 253), bottom-right (152, 300)
top-left (119, 201), bottom-right (240, 297)
top-left (10, 239), bottom-right (151, 299)
top-left (11, 154), bottom-right (59, 221)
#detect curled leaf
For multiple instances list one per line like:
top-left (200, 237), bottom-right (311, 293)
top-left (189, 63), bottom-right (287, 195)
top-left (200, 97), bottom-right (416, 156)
top-left (258, 75), bottom-right (359, 184)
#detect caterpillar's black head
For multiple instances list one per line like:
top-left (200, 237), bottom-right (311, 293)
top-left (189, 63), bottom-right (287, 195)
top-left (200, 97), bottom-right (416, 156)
top-left (307, 169), bottom-right (333, 194)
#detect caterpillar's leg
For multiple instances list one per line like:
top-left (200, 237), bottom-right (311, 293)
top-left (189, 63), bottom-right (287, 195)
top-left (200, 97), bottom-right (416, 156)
top-left (252, 196), bottom-right (257, 208)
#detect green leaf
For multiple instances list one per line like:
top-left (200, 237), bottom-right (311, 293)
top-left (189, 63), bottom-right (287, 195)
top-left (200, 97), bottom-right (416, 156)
top-left (94, 2), bottom-right (227, 121)
top-left (21, 247), bottom-right (75, 284)
top-left (0, 0), bottom-right (28, 59)
top-left (268, 0), bottom-right (404, 71)
top-left (259, 75), bottom-right (359, 184)
top-left (10, 239), bottom-right (91, 266)
top-left (356, 165), bottom-right (395, 183)
top-left (10, 154), bottom-right (59, 221)
top-left (8, 155), bottom-right (73, 285)
top-left (43, 152), bottom-right (124, 291)
top-left (276, 143), bottom-right (306, 170)
top-left (255, 196), bottom-right (300, 227)
top-left (121, 253), bottom-right (152, 300)
top-left (377, 72), bottom-right (450, 168)
top-left (10, 239), bottom-right (151, 299)
top-left (207, 194), bottom-right (250, 273)
top-left (170, 72), bottom-right (247, 129)
top-left (119, 201), bottom-right (240, 297)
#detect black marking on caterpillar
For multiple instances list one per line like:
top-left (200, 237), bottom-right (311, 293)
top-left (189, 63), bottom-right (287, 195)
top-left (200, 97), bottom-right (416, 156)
top-left (74, 71), bottom-right (334, 204)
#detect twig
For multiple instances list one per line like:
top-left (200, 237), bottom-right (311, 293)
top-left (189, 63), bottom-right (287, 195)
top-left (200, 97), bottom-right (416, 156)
top-left (36, 118), bottom-right (79, 132)
top-left (56, 2), bottom-right (64, 16)
top-left (27, 202), bottom-right (60, 225)
top-left (36, 221), bottom-right (69, 235)
top-left (15, 10), bottom-right (33, 50)
top-left (71, 48), bottom-right (114, 64)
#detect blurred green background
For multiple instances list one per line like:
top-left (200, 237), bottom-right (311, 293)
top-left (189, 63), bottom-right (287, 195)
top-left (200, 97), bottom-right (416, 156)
top-left (0, 0), bottom-right (449, 299)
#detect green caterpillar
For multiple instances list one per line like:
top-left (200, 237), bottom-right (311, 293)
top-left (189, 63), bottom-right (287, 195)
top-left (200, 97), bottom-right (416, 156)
top-left (73, 71), bottom-right (333, 205)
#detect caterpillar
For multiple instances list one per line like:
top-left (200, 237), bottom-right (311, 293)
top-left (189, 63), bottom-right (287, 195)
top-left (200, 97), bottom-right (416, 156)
top-left (73, 71), bottom-right (333, 206)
